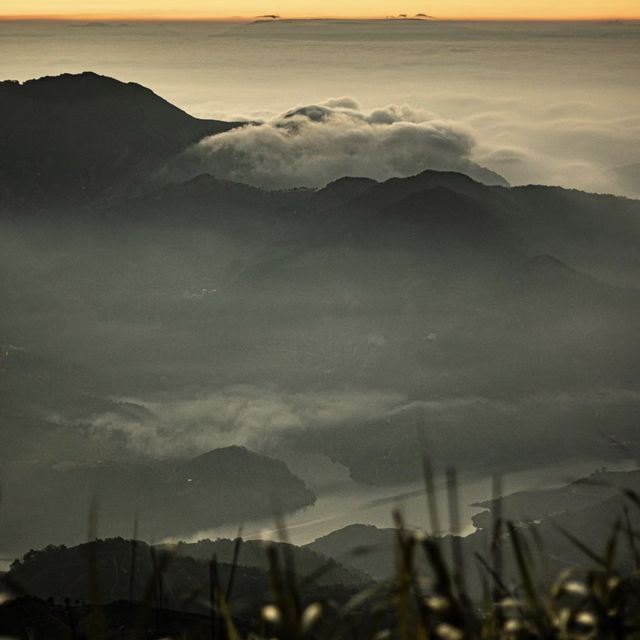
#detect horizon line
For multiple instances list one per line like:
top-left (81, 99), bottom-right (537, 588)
top-left (1, 14), bottom-right (639, 22)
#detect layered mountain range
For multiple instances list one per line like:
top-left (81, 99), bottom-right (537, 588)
top-left (0, 73), bottom-right (639, 549)
top-left (305, 468), bottom-right (640, 591)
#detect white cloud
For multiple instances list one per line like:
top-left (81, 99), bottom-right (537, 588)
top-left (177, 99), bottom-right (505, 189)
top-left (466, 106), bottom-right (640, 195)
top-left (84, 386), bottom-right (405, 457)
top-left (174, 96), bottom-right (640, 197)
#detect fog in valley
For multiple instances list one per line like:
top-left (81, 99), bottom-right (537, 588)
top-left (0, 20), bottom-right (639, 562)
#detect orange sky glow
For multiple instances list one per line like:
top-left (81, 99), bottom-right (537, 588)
top-left (1, 0), bottom-right (639, 20)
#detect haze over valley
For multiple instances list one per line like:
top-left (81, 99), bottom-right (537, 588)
top-left (1, 55), bottom-right (639, 557)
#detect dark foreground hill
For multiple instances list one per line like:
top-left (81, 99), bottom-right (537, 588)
top-left (0, 538), bottom-right (364, 639)
top-left (4, 537), bottom-right (361, 607)
top-left (0, 598), bottom-right (217, 640)
top-left (5, 538), bottom-right (266, 613)
top-left (4, 474), bottom-right (640, 639)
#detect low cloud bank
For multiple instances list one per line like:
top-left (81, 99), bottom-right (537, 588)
top-left (176, 96), bottom-right (640, 197)
top-left (76, 386), bottom-right (640, 485)
top-left (469, 108), bottom-right (640, 196)
top-left (80, 386), bottom-right (404, 458)
top-left (178, 99), bottom-right (507, 189)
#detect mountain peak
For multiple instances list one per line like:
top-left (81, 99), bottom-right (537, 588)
top-left (411, 166), bottom-right (508, 188)
top-left (313, 176), bottom-right (380, 207)
top-left (0, 72), bottom-right (242, 205)
top-left (0, 71), bottom-right (151, 101)
top-left (191, 444), bottom-right (252, 461)
top-left (319, 176), bottom-right (379, 192)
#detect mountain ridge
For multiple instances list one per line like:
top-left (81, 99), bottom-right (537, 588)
top-left (0, 72), bottom-right (244, 207)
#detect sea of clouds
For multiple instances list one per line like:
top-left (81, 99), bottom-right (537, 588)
top-left (3, 21), bottom-right (638, 196)
top-left (177, 97), bottom-right (639, 196)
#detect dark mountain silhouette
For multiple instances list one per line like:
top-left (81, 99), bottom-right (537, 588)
top-left (5, 538), bottom-right (266, 611)
top-left (0, 597), bottom-right (217, 640)
top-left (467, 469), bottom-right (640, 591)
top-left (307, 468), bottom-right (640, 587)
top-left (105, 172), bottom-right (307, 236)
top-left (471, 467), bottom-right (640, 530)
top-left (308, 173), bottom-right (640, 287)
top-left (373, 186), bottom-right (514, 251)
top-left (312, 176), bottom-right (379, 210)
top-left (349, 169), bottom-right (508, 212)
top-left (306, 524), bottom-right (397, 580)
top-left (172, 538), bottom-right (371, 585)
top-left (0, 448), bottom-right (315, 555)
top-left (1, 538), bottom-right (363, 638)
top-left (0, 72), bottom-right (242, 207)
top-left (162, 446), bottom-right (316, 528)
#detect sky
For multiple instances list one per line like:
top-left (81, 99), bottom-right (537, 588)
top-left (1, 0), bottom-right (639, 20)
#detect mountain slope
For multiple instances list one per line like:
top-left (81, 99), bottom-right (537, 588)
top-left (172, 538), bottom-right (371, 586)
top-left (0, 72), bottom-right (242, 206)
top-left (306, 524), bottom-right (397, 580)
top-left (0, 447), bottom-right (315, 554)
